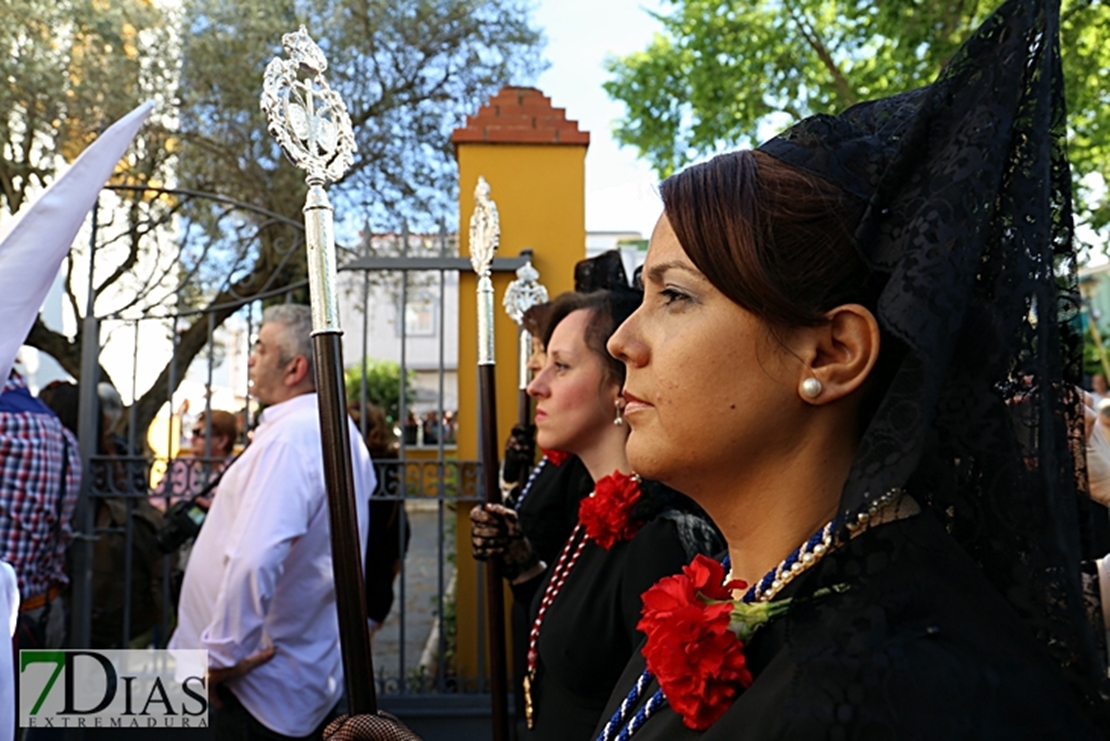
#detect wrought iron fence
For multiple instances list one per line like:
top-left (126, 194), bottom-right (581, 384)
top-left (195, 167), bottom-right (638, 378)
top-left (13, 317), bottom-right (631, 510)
top-left (62, 199), bottom-right (525, 706)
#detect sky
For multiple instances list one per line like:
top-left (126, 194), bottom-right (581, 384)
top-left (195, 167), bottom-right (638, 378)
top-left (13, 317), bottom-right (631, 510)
top-left (530, 0), bottom-right (668, 238)
top-left (527, 1), bottom-right (1110, 260)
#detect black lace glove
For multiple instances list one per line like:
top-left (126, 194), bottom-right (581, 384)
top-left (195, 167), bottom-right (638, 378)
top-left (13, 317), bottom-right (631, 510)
top-left (502, 423), bottom-right (536, 485)
top-left (324, 712), bottom-right (422, 741)
top-left (469, 503), bottom-right (539, 581)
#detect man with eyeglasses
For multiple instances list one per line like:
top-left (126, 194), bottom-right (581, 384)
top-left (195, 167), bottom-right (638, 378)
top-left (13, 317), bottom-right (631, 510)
top-left (154, 408), bottom-right (239, 509)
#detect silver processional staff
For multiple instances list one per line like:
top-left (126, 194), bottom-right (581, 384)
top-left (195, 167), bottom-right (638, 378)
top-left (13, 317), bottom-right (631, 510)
top-left (261, 26), bottom-right (376, 714)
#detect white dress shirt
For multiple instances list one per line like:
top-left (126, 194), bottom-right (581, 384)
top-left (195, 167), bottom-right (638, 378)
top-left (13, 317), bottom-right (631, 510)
top-left (170, 393), bottom-right (375, 736)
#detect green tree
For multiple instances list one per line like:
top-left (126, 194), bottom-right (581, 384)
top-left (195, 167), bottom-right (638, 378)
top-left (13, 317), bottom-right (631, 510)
top-left (344, 358), bottom-right (415, 425)
top-left (0, 0), bottom-right (176, 215)
top-left (1, 0), bottom-right (184, 390)
top-left (604, 0), bottom-right (1110, 233)
top-left (8, 0), bottom-right (543, 437)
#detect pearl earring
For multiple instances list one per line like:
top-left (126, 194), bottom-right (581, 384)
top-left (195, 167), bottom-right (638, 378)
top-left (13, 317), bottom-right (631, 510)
top-left (614, 398), bottom-right (625, 426)
top-left (801, 377), bottom-right (823, 399)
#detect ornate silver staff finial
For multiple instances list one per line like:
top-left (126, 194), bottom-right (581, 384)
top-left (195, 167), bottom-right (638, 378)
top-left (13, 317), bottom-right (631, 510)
top-left (503, 257), bottom-right (548, 390)
top-left (471, 176), bottom-right (500, 365)
top-left (503, 258), bottom-right (547, 325)
top-left (470, 176), bottom-right (499, 277)
top-left (260, 25), bottom-right (356, 334)
top-left (261, 25), bottom-right (356, 187)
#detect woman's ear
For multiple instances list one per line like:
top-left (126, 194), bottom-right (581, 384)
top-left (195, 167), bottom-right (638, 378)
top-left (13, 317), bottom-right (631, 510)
top-left (793, 304), bottom-right (880, 405)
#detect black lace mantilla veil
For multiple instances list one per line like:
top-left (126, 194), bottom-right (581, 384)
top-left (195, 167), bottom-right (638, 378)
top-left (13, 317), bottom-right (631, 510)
top-left (758, 0), bottom-right (1110, 718)
top-left (575, 249), bottom-right (631, 293)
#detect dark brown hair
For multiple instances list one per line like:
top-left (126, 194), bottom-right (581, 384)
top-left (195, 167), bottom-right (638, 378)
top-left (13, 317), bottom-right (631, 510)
top-left (347, 401), bottom-right (398, 459)
top-left (541, 290), bottom-right (640, 388)
top-left (521, 301), bottom-right (552, 337)
top-left (661, 150), bottom-right (880, 326)
top-left (661, 150), bottom-right (900, 427)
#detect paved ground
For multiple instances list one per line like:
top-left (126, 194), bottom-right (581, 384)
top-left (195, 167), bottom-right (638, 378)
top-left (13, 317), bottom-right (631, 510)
top-left (371, 500), bottom-right (455, 693)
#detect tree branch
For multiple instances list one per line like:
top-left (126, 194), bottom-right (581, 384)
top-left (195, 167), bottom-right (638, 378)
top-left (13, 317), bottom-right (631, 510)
top-left (64, 252), bottom-right (82, 329)
top-left (24, 315), bottom-right (113, 387)
top-left (785, 2), bottom-right (856, 107)
top-left (130, 246), bottom-right (292, 437)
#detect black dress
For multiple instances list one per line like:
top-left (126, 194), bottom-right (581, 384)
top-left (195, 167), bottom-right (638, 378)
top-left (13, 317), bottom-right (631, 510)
top-left (521, 489), bottom-right (723, 741)
top-left (515, 455), bottom-right (593, 566)
top-left (510, 455), bottom-right (594, 727)
top-left (593, 510), bottom-right (1107, 740)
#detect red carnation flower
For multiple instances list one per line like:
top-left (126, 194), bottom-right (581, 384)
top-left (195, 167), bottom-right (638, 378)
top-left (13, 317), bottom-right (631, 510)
top-left (542, 449), bottom-right (570, 466)
top-left (638, 555), bottom-right (752, 730)
top-left (578, 470), bottom-right (643, 549)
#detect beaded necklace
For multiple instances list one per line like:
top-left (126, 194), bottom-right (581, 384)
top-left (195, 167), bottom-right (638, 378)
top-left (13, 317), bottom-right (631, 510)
top-left (596, 488), bottom-right (903, 741)
top-left (524, 470), bottom-right (644, 729)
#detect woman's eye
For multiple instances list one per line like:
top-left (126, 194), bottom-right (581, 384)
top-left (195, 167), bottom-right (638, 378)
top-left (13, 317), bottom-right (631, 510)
top-left (660, 287), bottom-right (690, 306)
top-left (554, 362), bottom-right (570, 372)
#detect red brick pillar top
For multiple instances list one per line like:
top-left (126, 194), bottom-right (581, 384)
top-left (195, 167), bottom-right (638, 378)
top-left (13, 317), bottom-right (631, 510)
top-left (451, 87), bottom-right (590, 146)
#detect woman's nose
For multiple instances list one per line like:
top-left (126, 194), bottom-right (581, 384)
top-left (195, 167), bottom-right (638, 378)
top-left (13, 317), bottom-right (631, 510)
top-left (527, 368), bottom-right (550, 399)
top-left (608, 310), bottom-right (646, 367)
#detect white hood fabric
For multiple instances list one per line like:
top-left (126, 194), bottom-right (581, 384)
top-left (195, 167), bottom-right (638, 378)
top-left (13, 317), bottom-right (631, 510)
top-left (0, 101), bottom-right (154, 381)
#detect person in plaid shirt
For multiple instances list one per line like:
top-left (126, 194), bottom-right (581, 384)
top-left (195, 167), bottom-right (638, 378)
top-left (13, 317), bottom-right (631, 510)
top-left (1, 371), bottom-right (80, 647)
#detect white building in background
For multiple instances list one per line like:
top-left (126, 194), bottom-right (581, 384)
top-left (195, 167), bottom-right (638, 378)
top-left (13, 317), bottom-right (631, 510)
top-left (336, 233), bottom-right (462, 418)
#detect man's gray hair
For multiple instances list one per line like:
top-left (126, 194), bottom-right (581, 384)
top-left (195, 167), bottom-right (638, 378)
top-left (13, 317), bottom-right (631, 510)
top-left (262, 304), bottom-right (315, 384)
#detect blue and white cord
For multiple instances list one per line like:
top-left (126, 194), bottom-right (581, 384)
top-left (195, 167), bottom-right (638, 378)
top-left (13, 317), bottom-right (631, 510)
top-left (513, 457), bottom-right (548, 511)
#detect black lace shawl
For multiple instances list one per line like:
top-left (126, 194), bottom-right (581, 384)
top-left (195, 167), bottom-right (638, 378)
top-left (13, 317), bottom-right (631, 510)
top-left (757, 0), bottom-right (1109, 721)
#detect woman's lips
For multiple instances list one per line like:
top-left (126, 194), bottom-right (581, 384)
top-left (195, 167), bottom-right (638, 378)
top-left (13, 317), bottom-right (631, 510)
top-left (621, 390), bottom-right (652, 416)
top-left (534, 408), bottom-right (548, 423)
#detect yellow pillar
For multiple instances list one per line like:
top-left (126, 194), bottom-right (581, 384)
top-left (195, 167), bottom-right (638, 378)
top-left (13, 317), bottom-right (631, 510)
top-left (452, 87), bottom-right (588, 685)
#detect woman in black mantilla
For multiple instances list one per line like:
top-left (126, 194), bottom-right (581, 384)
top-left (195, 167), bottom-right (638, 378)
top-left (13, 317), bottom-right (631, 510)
top-left (474, 287), bottom-right (722, 741)
top-left (498, 296), bottom-right (594, 735)
top-left (590, 0), bottom-right (1109, 738)
top-left (496, 253), bottom-right (646, 733)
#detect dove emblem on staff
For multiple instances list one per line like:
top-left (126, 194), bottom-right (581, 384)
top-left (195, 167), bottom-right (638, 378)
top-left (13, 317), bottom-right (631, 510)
top-left (261, 25), bottom-right (355, 187)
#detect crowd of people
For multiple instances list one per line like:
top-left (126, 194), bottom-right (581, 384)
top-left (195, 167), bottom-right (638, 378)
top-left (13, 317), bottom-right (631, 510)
top-left (2, 305), bottom-right (410, 739)
top-left (5, 0), bottom-right (1110, 739)
top-left (402, 409), bottom-right (457, 447)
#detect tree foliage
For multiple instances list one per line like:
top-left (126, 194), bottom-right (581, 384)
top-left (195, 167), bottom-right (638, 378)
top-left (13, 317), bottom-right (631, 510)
top-left (344, 358), bottom-right (415, 425)
top-left (177, 0), bottom-right (545, 229)
top-left (0, 0), bottom-right (176, 215)
top-left (6, 0), bottom-right (543, 438)
top-left (604, 0), bottom-right (1110, 233)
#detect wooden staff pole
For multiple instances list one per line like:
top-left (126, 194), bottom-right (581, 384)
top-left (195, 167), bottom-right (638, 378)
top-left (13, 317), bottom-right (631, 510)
top-left (261, 27), bottom-right (376, 713)
top-left (470, 177), bottom-right (509, 741)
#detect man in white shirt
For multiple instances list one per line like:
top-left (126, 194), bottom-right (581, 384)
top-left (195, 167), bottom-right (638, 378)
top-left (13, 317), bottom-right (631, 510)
top-left (170, 304), bottom-right (376, 740)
